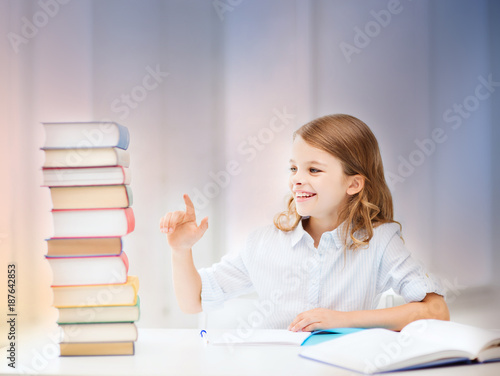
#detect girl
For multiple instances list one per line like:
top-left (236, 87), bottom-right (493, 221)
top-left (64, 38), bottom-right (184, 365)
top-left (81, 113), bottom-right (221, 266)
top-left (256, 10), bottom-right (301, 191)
top-left (159, 114), bottom-right (449, 332)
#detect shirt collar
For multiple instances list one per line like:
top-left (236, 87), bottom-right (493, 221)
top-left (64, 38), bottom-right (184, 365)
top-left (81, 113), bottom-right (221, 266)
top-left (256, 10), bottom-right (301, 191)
top-left (290, 219), bottom-right (308, 248)
top-left (290, 218), bottom-right (345, 250)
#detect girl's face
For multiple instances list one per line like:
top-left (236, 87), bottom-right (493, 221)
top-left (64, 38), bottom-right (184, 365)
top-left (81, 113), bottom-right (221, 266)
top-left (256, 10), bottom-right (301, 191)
top-left (289, 135), bottom-right (354, 223)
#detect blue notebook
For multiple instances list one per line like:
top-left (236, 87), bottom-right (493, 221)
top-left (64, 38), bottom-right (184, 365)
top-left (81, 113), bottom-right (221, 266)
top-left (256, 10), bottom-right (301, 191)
top-left (301, 328), bottom-right (365, 346)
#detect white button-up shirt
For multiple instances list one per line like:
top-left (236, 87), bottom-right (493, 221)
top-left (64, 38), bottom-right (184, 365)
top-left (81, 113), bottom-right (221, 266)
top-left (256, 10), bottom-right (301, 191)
top-left (199, 221), bottom-right (445, 329)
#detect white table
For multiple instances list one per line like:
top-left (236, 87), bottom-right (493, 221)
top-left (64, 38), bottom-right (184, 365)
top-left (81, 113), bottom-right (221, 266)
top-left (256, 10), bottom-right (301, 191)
top-left (2, 329), bottom-right (500, 375)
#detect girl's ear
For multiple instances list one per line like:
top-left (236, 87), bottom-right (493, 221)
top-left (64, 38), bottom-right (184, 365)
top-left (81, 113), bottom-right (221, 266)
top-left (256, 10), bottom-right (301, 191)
top-left (346, 175), bottom-right (365, 196)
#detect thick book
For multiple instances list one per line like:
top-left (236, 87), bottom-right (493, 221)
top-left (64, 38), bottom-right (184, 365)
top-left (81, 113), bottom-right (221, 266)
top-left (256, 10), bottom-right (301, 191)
top-left (43, 147), bottom-right (130, 168)
top-left (57, 296), bottom-right (140, 324)
top-left (42, 122), bottom-right (129, 150)
top-left (52, 275), bottom-right (139, 308)
top-left (46, 237), bottom-right (123, 257)
top-left (59, 322), bottom-right (138, 343)
top-left (51, 208), bottom-right (135, 238)
top-left (49, 185), bottom-right (133, 210)
top-left (299, 319), bottom-right (500, 374)
top-left (46, 252), bottom-right (129, 286)
top-left (42, 166), bottom-right (131, 187)
top-left (60, 341), bottom-right (135, 356)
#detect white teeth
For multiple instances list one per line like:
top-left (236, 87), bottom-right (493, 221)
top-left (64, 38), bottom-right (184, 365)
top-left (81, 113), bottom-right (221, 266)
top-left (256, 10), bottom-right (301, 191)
top-left (296, 193), bottom-right (314, 198)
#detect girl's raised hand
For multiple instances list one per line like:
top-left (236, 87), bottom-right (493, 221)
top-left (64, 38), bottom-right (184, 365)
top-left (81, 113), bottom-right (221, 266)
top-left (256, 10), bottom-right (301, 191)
top-left (159, 194), bottom-right (208, 252)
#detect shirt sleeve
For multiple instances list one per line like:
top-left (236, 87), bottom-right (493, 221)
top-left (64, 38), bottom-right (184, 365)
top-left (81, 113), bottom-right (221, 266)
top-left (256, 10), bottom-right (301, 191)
top-left (376, 227), bottom-right (446, 303)
top-left (198, 237), bottom-right (255, 312)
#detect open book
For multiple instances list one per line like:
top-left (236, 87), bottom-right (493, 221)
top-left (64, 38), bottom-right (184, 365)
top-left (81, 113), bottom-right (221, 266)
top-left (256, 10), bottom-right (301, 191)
top-left (208, 328), bottom-right (363, 346)
top-left (210, 329), bottom-right (309, 346)
top-left (300, 319), bottom-right (500, 374)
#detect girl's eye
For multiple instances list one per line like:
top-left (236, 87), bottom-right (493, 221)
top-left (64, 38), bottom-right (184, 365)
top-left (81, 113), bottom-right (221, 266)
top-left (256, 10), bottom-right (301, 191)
top-left (310, 168), bottom-right (321, 173)
top-left (289, 167), bottom-right (297, 172)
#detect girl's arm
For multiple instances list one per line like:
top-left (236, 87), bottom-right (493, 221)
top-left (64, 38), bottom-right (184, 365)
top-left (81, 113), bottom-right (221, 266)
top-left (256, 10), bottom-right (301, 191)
top-left (170, 248), bottom-right (203, 314)
top-left (160, 194), bottom-right (208, 314)
top-left (288, 292), bottom-right (449, 332)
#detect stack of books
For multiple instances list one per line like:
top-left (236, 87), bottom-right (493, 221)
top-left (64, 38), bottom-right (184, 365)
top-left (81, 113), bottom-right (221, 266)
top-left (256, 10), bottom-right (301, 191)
top-left (41, 122), bottom-right (140, 356)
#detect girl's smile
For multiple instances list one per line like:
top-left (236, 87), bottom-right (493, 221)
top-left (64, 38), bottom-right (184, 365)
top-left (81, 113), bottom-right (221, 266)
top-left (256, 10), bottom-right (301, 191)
top-left (294, 190), bottom-right (317, 202)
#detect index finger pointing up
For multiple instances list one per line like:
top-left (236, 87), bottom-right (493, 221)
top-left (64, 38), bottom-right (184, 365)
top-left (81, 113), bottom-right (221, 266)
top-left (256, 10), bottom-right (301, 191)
top-left (183, 194), bottom-right (196, 220)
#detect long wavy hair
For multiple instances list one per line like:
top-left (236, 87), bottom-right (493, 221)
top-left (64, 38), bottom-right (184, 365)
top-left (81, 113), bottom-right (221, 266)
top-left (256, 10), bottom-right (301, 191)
top-left (274, 114), bottom-right (400, 250)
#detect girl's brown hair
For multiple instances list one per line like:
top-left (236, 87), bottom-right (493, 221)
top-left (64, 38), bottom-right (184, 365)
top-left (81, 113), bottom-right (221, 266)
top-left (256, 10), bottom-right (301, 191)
top-left (274, 114), bottom-right (400, 250)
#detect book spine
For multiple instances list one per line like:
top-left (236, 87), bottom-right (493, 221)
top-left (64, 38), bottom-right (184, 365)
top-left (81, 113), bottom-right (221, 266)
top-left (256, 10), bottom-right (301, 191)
top-left (122, 167), bottom-right (131, 185)
top-left (136, 296), bottom-right (141, 321)
top-left (129, 276), bottom-right (139, 304)
top-left (132, 324), bottom-right (138, 341)
top-left (114, 148), bottom-right (131, 167)
top-left (120, 251), bottom-right (129, 274)
top-left (115, 123), bottom-right (130, 150)
top-left (125, 185), bottom-right (133, 207)
top-left (124, 207), bottom-right (135, 234)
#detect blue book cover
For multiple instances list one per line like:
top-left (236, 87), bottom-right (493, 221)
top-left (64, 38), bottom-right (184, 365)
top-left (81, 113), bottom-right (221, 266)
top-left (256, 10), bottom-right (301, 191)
top-left (301, 328), bottom-right (365, 346)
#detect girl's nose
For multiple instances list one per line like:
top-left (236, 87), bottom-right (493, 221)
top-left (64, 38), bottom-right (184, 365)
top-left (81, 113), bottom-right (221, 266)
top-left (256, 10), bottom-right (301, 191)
top-left (291, 170), bottom-right (305, 186)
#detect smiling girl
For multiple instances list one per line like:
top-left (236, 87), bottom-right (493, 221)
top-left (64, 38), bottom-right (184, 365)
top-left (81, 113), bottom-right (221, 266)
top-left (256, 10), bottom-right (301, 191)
top-left (160, 114), bottom-right (449, 332)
